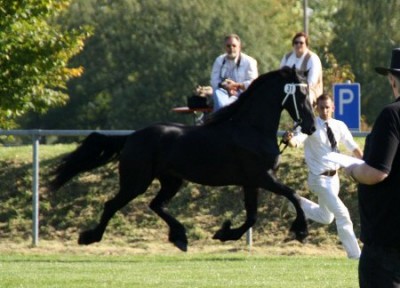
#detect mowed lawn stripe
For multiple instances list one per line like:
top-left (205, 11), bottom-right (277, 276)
top-left (0, 254), bottom-right (358, 288)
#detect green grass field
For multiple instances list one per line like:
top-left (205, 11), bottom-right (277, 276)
top-left (0, 252), bottom-right (358, 288)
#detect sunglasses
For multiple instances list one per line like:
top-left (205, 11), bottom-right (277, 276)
top-left (294, 41), bottom-right (305, 45)
top-left (226, 44), bottom-right (237, 48)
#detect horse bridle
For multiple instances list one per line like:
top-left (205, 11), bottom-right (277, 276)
top-left (281, 83), bottom-right (308, 123)
top-left (279, 83), bottom-right (309, 154)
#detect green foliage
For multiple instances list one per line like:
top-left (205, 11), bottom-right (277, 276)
top-left (21, 0), bottom-right (304, 130)
top-left (0, 0), bottom-right (90, 128)
top-left (306, 0), bottom-right (341, 47)
top-left (330, 0), bottom-right (400, 124)
top-left (321, 48), bottom-right (355, 91)
top-left (9, 0), bottom-right (399, 130)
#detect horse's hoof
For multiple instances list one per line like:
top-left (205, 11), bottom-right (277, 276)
top-left (212, 220), bottom-right (232, 242)
top-left (173, 240), bottom-right (188, 252)
top-left (212, 230), bottom-right (224, 241)
top-left (284, 231), bottom-right (308, 243)
top-left (78, 230), bottom-right (101, 245)
top-left (283, 232), bottom-right (296, 243)
top-left (168, 228), bottom-right (188, 252)
top-left (295, 231), bottom-right (308, 243)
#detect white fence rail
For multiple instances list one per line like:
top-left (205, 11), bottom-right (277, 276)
top-left (0, 129), bottom-right (369, 247)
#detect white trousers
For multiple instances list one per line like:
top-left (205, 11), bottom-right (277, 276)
top-left (300, 173), bottom-right (361, 259)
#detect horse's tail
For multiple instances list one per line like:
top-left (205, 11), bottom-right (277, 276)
top-left (50, 132), bottom-right (129, 191)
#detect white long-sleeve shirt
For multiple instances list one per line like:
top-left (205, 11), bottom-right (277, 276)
top-left (210, 52), bottom-right (258, 94)
top-left (291, 117), bottom-right (359, 175)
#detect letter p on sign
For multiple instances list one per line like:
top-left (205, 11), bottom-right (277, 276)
top-left (333, 83), bottom-right (361, 131)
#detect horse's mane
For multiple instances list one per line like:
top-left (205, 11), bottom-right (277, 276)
top-left (204, 67), bottom-right (295, 126)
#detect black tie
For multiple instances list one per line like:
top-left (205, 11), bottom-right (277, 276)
top-left (325, 122), bottom-right (337, 151)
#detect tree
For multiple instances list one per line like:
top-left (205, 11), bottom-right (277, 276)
top-left (21, 0), bottom-right (303, 130)
top-left (0, 0), bottom-right (90, 129)
top-left (330, 0), bottom-right (400, 125)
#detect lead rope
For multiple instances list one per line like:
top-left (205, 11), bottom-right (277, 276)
top-left (279, 122), bottom-right (301, 154)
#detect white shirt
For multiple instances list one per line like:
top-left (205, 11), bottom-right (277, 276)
top-left (291, 117), bottom-right (359, 175)
top-left (280, 48), bottom-right (323, 102)
top-left (210, 52), bottom-right (258, 94)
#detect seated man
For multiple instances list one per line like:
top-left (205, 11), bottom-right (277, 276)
top-left (210, 34), bottom-right (258, 111)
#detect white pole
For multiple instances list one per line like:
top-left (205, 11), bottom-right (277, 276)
top-left (32, 134), bottom-right (40, 246)
top-left (303, 0), bottom-right (309, 35)
top-left (246, 228), bottom-right (252, 250)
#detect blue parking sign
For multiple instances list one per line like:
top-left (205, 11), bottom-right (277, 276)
top-left (333, 83), bottom-right (361, 131)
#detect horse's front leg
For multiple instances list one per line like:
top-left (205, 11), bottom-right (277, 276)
top-left (263, 170), bottom-right (308, 242)
top-left (213, 186), bottom-right (258, 242)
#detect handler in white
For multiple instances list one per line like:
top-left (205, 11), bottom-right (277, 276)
top-left (283, 94), bottom-right (363, 259)
top-left (280, 32), bottom-right (323, 105)
top-left (210, 34), bottom-right (258, 111)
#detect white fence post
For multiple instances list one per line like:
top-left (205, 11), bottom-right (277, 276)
top-left (32, 134), bottom-right (40, 246)
top-left (246, 228), bottom-right (252, 250)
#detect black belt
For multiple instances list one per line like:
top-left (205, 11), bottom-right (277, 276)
top-left (320, 170), bottom-right (337, 176)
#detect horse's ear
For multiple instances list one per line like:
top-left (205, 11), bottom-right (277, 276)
top-left (292, 65), bottom-right (300, 79)
top-left (295, 69), bottom-right (309, 83)
top-left (280, 65), bottom-right (292, 78)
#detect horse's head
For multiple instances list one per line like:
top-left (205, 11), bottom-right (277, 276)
top-left (280, 67), bottom-right (316, 135)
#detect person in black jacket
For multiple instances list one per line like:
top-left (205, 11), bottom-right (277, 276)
top-left (345, 48), bottom-right (400, 288)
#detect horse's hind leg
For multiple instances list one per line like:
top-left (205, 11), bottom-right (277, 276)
top-left (213, 186), bottom-right (258, 242)
top-left (262, 172), bottom-right (308, 242)
top-left (78, 176), bottom-right (153, 245)
top-left (148, 176), bottom-right (186, 251)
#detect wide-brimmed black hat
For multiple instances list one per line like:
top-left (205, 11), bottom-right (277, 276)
top-left (375, 48), bottom-right (400, 75)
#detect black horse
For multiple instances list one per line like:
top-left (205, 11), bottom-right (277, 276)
top-left (50, 67), bottom-right (316, 251)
